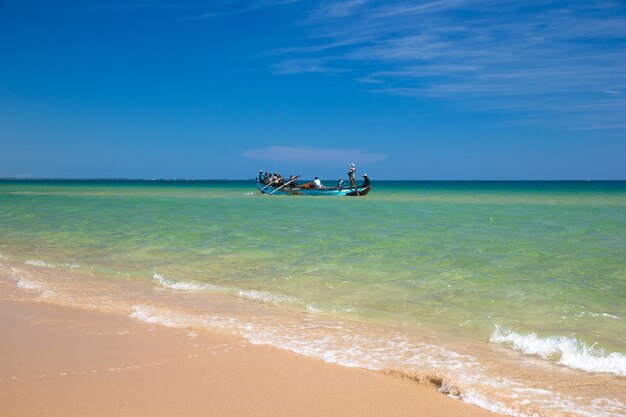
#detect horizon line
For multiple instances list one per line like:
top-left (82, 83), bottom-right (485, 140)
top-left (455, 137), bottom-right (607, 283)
top-left (1, 177), bottom-right (624, 182)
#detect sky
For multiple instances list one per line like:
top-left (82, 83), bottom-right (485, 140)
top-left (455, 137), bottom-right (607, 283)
top-left (1, 0), bottom-right (625, 180)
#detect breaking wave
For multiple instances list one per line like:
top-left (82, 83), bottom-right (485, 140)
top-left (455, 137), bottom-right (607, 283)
top-left (490, 326), bottom-right (626, 376)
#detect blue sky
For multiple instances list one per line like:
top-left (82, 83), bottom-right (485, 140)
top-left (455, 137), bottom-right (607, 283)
top-left (1, 0), bottom-right (625, 179)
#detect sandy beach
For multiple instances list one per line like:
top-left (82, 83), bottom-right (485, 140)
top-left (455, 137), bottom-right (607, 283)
top-left (0, 293), bottom-right (503, 417)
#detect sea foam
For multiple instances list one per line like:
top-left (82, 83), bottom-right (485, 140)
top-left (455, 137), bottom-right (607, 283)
top-left (130, 305), bottom-right (191, 328)
top-left (153, 272), bottom-right (222, 292)
top-left (25, 259), bottom-right (56, 268)
top-left (9, 267), bottom-right (44, 291)
top-left (16, 277), bottom-right (44, 291)
top-left (126, 304), bottom-right (626, 417)
top-left (490, 326), bottom-right (626, 376)
top-left (152, 272), bottom-right (299, 305)
top-left (130, 305), bottom-right (239, 331)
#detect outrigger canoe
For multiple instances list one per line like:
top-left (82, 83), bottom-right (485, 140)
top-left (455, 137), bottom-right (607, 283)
top-left (258, 174), bottom-right (371, 196)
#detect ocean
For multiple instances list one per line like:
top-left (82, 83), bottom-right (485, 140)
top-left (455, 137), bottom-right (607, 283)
top-left (1, 179), bottom-right (625, 416)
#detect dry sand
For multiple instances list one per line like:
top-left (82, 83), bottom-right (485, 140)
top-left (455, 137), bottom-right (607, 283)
top-left (0, 297), bottom-right (504, 417)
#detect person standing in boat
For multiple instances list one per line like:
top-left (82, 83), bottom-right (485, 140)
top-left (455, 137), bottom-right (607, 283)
top-left (348, 163), bottom-right (359, 195)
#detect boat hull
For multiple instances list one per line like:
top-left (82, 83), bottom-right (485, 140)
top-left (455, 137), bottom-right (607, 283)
top-left (257, 182), bottom-right (371, 196)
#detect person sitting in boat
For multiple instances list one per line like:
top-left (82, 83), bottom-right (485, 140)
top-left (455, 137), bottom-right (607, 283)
top-left (289, 175), bottom-right (300, 188)
top-left (313, 177), bottom-right (323, 189)
top-left (336, 179), bottom-right (344, 189)
top-left (271, 173), bottom-right (283, 186)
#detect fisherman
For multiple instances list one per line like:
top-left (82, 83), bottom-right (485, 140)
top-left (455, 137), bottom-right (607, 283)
top-left (348, 163), bottom-right (359, 195)
top-left (336, 178), bottom-right (344, 189)
top-left (313, 177), bottom-right (323, 189)
top-left (257, 169), bottom-right (265, 183)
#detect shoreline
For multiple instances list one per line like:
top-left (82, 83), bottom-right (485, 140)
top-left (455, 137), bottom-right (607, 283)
top-left (0, 295), bottom-right (503, 417)
top-left (1, 259), bottom-right (625, 417)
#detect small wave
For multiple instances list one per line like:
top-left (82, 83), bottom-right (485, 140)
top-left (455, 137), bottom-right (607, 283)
top-left (152, 272), bottom-right (299, 305)
top-left (575, 311), bottom-right (620, 320)
top-left (153, 272), bottom-right (223, 292)
top-left (235, 288), bottom-right (298, 304)
top-left (130, 305), bottom-right (190, 328)
top-left (490, 326), bottom-right (626, 376)
top-left (25, 259), bottom-right (56, 268)
top-left (129, 305), bottom-right (239, 331)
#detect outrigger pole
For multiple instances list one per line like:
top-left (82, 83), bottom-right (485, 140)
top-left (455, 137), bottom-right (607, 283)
top-left (268, 176), bottom-right (300, 195)
top-left (258, 182), bottom-right (274, 194)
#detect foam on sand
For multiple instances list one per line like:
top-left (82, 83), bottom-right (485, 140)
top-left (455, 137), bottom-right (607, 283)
top-left (9, 267), bottom-right (45, 292)
top-left (490, 326), bottom-right (626, 376)
top-left (127, 304), bottom-right (626, 417)
top-left (16, 277), bottom-right (45, 291)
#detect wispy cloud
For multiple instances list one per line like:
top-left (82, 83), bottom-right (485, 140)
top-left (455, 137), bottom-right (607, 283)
top-left (99, 0), bottom-right (626, 130)
top-left (270, 0), bottom-right (626, 129)
top-left (243, 146), bottom-right (386, 164)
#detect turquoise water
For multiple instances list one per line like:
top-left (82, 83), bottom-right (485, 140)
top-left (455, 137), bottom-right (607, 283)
top-left (1, 180), bottom-right (625, 415)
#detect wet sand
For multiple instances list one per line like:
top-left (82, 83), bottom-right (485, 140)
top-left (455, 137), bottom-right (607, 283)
top-left (0, 297), bottom-right (504, 417)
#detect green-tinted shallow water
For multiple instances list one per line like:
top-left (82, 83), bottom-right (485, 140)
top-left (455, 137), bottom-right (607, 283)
top-left (1, 180), bottom-right (625, 368)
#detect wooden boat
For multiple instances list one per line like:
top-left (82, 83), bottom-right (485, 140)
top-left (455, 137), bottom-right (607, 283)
top-left (257, 174), bottom-right (371, 196)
